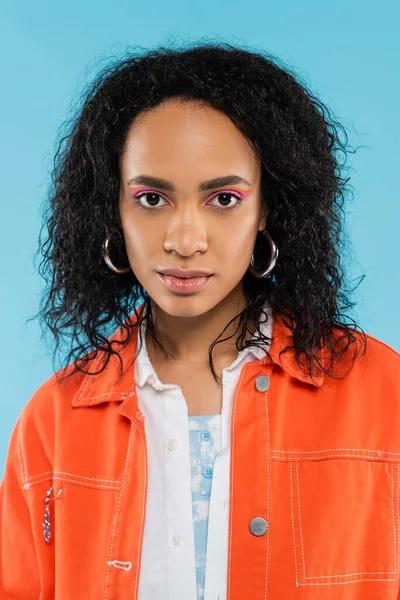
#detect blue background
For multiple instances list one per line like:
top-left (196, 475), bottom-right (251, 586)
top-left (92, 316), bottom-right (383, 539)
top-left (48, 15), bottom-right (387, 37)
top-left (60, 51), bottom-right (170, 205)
top-left (1, 0), bottom-right (399, 475)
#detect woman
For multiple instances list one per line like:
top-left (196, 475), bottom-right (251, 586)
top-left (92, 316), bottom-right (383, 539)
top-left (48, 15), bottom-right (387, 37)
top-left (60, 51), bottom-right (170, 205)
top-left (1, 41), bottom-right (399, 600)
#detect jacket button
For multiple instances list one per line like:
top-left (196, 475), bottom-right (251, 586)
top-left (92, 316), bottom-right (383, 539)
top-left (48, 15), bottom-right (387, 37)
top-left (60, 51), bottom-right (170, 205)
top-left (255, 375), bottom-right (270, 392)
top-left (136, 411), bottom-right (145, 421)
top-left (249, 517), bottom-right (269, 536)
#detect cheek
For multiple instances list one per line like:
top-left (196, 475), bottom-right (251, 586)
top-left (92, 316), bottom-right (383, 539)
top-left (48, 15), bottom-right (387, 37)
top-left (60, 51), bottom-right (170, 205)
top-left (119, 201), bottom-right (151, 250)
top-left (121, 220), bottom-right (155, 264)
top-left (220, 217), bottom-right (256, 261)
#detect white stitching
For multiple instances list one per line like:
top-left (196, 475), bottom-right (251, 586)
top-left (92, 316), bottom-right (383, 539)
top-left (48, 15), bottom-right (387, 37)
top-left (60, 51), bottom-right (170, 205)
top-left (297, 460), bottom-right (397, 578)
top-left (295, 576), bottom-right (399, 586)
top-left (295, 463), bottom-right (307, 578)
top-left (294, 460), bottom-right (397, 581)
top-left (289, 463), bottom-right (299, 586)
top-left (24, 471), bottom-right (121, 485)
top-left (132, 421), bottom-right (147, 599)
top-left (397, 463), bottom-right (400, 575)
top-left (274, 448), bottom-right (400, 455)
top-left (16, 414), bottom-right (25, 488)
top-left (274, 455), bottom-right (400, 462)
top-left (80, 385), bottom-right (136, 403)
top-left (103, 425), bottom-right (134, 599)
top-left (15, 407), bottom-right (122, 491)
top-left (75, 335), bottom-right (138, 404)
top-left (17, 408), bottom-right (28, 483)
top-left (77, 376), bottom-right (136, 403)
top-left (391, 462), bottom-right (397, 575)
top-left (272, 449), bottom-right (400, 462)
top-left (22, 475), bottom-right (120, 491)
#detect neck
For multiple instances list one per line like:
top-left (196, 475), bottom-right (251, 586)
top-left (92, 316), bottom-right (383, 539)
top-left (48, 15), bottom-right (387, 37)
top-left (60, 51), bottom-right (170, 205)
top-left (145, 284), bottom-right (256, 366)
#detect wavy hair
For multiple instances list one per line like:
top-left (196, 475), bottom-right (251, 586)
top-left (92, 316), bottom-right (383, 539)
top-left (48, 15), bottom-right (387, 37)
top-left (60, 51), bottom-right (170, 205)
top-left (30, 40), bottom-right (368, 386)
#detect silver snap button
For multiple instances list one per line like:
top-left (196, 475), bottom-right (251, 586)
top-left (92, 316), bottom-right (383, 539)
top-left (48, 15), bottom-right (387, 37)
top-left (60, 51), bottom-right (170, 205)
top-left (255, 375), bottom-right (270, 392)
top-left (249, 517), bottom-right (268, 536)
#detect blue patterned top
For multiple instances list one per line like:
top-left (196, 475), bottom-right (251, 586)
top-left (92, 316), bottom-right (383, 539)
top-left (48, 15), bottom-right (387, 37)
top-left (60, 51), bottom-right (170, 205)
top-left (188, 413), bottom-right (222, 600)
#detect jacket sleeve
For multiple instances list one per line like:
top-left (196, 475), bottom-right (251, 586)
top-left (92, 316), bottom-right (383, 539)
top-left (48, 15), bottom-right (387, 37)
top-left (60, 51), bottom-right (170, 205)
top-left (0, 413), bottom-right (41, 598)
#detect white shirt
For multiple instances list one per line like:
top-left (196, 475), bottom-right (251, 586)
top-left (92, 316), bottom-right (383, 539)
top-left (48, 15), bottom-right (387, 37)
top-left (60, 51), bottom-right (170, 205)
top-left (135, 302), bottom-right (273, 600)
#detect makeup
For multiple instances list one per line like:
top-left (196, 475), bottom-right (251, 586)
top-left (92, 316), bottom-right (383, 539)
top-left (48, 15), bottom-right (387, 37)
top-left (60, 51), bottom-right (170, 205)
top-left (127, 186), bottom-right (254, 210)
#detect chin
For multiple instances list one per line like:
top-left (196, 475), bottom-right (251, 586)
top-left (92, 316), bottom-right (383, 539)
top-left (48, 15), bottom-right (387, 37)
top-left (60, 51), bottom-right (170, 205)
top-left (153, 295), bottom-right (218, 318)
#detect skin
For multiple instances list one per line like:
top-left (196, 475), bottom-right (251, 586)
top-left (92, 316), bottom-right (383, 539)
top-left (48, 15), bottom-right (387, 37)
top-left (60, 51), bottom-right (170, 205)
top-left (118, 99), bottom-right (268, 410)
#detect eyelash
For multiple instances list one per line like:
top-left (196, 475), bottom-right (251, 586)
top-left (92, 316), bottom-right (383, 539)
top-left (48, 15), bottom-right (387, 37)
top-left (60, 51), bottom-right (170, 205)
top-left (129, 189), bottom-right (245, 211)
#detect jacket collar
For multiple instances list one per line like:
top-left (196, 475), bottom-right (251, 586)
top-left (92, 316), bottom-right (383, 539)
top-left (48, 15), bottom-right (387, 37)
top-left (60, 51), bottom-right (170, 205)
top-left (72, 301), bottom-right (325, 408)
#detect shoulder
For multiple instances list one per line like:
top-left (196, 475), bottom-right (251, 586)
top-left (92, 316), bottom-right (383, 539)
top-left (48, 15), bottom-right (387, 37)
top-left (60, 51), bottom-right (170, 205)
top-left (362, 332), bottom-right (400, 379)
top-left (365, 332), bottom-right (399, 362)
top-left (317, 326), bottom-right (399, 393)
top-left (14, 363), bottom-right (87, 468)
top-left (367, 332), bottom-right (400, 390)
top-left (2, 362), bottom-right (89, 489)
top-left (24, 365), bottom-right (86, 417)
top-left (326, 329), bottom-right (400, 393)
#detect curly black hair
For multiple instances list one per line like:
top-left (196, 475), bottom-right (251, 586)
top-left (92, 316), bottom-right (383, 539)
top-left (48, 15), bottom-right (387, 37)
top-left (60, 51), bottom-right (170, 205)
top-left (30, 40), bottom-right (368, 387)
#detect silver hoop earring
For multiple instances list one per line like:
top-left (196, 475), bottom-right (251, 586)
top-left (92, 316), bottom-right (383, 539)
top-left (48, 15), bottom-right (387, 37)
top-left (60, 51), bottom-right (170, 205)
top-left (103, 233), bottom-right (131, 274)
top-left (248, 230), bottom-right (279, 278)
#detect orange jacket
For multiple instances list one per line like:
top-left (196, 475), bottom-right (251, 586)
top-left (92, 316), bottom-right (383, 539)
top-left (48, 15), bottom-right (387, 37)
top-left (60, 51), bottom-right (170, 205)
top-left (1, 301), bottom-right (400, 600)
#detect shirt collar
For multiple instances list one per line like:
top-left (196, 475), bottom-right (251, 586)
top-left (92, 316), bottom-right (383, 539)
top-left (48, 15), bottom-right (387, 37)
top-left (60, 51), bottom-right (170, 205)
top-left (72, 300), bottom-right (326, 408)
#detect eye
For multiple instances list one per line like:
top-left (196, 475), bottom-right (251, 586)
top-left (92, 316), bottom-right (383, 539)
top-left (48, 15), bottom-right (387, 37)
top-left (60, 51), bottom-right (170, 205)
top-left (207, 191), bottom-right (243, 210)
top-left (132, 192), bottom-right (170, 210)
top-left (130, 189), bottom-right (244, 210)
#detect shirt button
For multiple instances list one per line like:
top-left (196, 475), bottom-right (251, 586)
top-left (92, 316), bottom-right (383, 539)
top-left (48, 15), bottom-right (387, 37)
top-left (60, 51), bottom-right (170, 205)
top-left (168, 438), bottom-right (179, 451)
top-left (255, 375), bottom-right (270, 392)
top-left (172, 533), bottom-right (183, 546)
top-left (201, 430), bottom-right (211, 441)
top-left (249, 517), bottom-right (269, 536)
top-left (202, 467), bottom-right (213, 478)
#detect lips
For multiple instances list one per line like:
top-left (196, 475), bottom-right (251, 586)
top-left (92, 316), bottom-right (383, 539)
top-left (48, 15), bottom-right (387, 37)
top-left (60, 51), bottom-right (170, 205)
top-left (157, 268), bottom-right (213, 279)
top-left (156, 271), bottom-right (214, 293)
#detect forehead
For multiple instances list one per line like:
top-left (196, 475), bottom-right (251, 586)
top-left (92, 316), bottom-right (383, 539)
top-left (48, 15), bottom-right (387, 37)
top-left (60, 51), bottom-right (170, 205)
top-left (120, 99), bottom-right (260, 181)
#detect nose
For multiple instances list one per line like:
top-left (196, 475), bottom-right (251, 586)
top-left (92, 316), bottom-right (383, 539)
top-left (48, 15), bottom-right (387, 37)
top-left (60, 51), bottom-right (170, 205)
top-left (163, 209), bottom-right (208, 257)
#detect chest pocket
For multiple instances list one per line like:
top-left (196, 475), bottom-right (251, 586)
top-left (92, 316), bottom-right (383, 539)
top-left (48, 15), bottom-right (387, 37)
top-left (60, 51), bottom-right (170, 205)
top-left (23, 472), bottom-right (120, 551)
top-left (290, 455), bottom-right (400, 586)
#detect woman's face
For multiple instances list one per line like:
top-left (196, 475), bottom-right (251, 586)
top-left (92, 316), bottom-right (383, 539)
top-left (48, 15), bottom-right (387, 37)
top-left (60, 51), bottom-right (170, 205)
top-left (119, 99), bottom-right (267, 318)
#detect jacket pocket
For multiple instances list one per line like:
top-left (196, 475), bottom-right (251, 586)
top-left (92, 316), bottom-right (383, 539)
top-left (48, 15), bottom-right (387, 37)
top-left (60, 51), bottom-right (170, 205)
top-left (289, 456), bottom-right (400, 586)
top-left (24, 471), bottom-right (121, 547)
top-left (24, 473), bottom-right (121, 598)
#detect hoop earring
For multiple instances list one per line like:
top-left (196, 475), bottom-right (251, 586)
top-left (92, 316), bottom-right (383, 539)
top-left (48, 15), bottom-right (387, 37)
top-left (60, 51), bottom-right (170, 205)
top-left (103, 233), bottom-right (132, 274)
top-left (248, 230), bottom-right (279, 278)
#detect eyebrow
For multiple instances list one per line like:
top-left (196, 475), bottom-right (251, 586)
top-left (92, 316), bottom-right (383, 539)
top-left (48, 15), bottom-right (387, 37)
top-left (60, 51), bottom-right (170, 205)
top-left (127, 174), bottom-right (252, 192)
